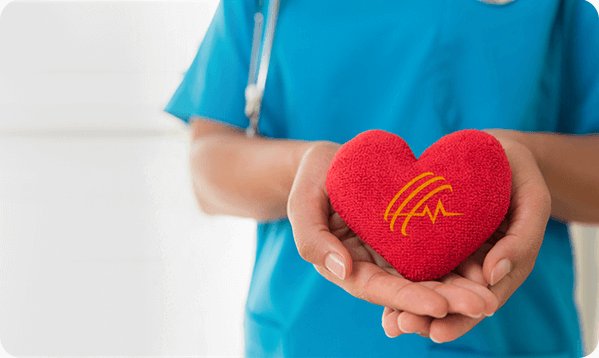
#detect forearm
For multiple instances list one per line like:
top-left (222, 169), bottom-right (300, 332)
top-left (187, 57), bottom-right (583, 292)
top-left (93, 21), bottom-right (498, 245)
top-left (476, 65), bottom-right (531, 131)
top-left (528, 132), bottom-right (599, 223)
top-left (491, 130), bottom-right (599, 224)
top-left (190, 130), bottom-right (314, 221)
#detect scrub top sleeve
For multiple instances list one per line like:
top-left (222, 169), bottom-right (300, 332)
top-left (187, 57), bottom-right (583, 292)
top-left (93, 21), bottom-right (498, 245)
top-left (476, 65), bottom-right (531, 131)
top-left (558, 0), bottom-right (599, 135)
top-left (164, 0), bottom-right (255, 129)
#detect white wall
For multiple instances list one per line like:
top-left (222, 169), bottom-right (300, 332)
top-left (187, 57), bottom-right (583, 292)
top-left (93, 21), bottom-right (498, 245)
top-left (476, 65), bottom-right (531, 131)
top-left (0, 1), bottom-right (256, 357)
top-left (0, 1), bottom-right (597, 358)
top-left (0, 0), bottom-right (212, 133)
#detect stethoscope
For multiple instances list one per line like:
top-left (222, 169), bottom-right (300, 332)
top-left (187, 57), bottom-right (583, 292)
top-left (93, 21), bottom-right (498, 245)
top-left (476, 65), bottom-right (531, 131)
top-left (244, 0), bottom-right (281, 137)
top-left (242, 0), bottom-right (518, 137)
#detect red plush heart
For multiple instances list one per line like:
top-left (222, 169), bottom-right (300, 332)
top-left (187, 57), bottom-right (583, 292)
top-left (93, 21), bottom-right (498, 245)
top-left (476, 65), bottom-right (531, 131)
top-left (325, 129), bottom-right (511, 282)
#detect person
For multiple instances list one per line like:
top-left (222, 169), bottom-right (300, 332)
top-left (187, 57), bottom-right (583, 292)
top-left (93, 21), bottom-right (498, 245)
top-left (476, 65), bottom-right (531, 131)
top-left (165, 0), bottom-right (599, 357)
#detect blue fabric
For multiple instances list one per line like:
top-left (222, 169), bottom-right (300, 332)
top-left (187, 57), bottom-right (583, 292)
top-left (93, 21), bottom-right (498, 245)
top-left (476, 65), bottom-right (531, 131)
top-left (165, 0), bottom-right (599, 357)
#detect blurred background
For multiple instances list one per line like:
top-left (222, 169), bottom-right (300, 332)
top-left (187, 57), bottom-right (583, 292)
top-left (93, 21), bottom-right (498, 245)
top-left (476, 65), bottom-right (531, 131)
top-left (0, 1), bottom-right (597, 357)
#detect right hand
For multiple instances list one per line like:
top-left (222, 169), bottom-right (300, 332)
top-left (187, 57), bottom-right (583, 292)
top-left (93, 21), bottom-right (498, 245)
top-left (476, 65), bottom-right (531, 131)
top-left (287, 141), bottom-right (498, 331)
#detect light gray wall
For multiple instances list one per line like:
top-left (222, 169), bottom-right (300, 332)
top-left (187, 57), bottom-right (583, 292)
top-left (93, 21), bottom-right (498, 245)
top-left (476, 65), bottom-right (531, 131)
top-left (0, 2), bottom-right (255, 357)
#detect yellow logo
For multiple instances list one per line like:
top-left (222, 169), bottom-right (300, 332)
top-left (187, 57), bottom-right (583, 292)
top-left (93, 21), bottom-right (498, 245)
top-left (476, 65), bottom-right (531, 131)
top-left (384, 172), bottom-right (463, 236)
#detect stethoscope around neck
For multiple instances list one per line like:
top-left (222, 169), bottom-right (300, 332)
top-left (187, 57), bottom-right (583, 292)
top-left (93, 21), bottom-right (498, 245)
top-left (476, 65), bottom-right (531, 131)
top-left (244, 0), bottom-right (281, 137)
top-left (242, 0), bottom-right (520, 137)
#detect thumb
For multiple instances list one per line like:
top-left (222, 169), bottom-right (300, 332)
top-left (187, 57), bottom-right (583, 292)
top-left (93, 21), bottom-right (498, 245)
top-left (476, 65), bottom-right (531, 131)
top-left (482, 146), bottom-right (551, 287)
top-left (287, 143), bottom-right (352, 281)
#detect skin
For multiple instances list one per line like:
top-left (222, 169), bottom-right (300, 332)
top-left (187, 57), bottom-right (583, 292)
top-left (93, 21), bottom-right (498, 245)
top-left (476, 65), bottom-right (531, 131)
top-left (189, 118), bottom-right (599, 343)
top-left (383, 131), bottom-right (599, 342)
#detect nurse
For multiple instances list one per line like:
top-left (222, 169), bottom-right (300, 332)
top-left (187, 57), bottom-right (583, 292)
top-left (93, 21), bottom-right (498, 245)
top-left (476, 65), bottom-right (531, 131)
top-left (166, 0), bottom-right (599, 357)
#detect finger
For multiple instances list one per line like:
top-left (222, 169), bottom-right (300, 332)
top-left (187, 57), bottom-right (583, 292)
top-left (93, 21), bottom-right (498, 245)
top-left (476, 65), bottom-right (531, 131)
top-left (429, 314), bottom-right (484, 344)
top-left (427, 274), bottom-right (505, 344)
top-left (418, 281), bottom-right (485, 318)
top-left (315, 262), bottom-right (449, 318)
top-left (483, 144), bottom-right (551, 287)
top-left (482, 194), bottom-right (550, 287)
top-left (382, 306), bottom-right (395, 321)
top-left (382, 307), bottom-right (404, 338)
top-left (455, 257), bottom-right (486, 286)
top-left (442, 273), bottom-right (498, 316)
top-left (397, 311), bottom-right (432, 335)
top-left (288, 147), bottom-right (352, 280)
top-left (487, 266), bottom-right (523, 309)
top-left (329, 211), bottom-right (355, 241)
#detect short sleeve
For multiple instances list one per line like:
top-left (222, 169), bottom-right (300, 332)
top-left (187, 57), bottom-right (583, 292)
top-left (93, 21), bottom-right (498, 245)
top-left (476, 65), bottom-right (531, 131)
top-left (559, 0), bottom-right (599, 134)
top-left (164, 0), bottom-right (256, 128)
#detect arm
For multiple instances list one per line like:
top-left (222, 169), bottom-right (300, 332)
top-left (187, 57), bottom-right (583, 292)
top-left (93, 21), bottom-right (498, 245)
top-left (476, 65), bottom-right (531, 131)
top-left (190, 118), bottom-right (498, 320)
top-left (189, 118), bottom-right (311, 221)
top-left (400, 0), bottom-right (599, 341)
top-left (382, 130), bottom-right (599, 342)
top-left (191, 121), bottom-right (599, 223)
top-left (510, 131), bottom-right (599, 224)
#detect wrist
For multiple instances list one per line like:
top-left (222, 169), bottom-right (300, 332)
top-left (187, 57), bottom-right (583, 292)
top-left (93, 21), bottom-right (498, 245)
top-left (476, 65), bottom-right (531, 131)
top-left (295, 140), bottom-right (341, 170)
top-left (287, 139), bottom-right (340, 192)
top-left (288, 141), bottom-right (341, 210)
top-left (483, 129), bottom-right (548, 169)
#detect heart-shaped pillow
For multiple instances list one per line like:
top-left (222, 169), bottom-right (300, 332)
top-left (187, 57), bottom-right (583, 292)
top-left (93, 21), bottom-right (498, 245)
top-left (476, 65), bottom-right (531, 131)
top-left (325, 129), bottom-right (511, 281)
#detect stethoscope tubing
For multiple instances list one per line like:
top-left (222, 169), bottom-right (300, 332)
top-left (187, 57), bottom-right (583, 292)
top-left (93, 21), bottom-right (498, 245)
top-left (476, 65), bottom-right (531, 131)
top-left (245, 0), bottom-right (281, 137)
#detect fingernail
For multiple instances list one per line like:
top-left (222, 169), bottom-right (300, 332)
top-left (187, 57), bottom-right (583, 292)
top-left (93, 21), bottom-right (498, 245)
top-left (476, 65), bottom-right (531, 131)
top-left (414, 331), bottom-right (423, 336)
top-left (485, 312), bottom-right (494, 317)
top-left (467, 312), bottom-right (484, 319)
top-left (430, 334), bottom-right (442, 344)
top-left (325, 253), bottom-right (346, 280)
top-left (490, 259), bottom-right (512, 286)
top-left (398, 314), bottom-right (407, 333)
top-left (434, 312), bottom-right (447, 319)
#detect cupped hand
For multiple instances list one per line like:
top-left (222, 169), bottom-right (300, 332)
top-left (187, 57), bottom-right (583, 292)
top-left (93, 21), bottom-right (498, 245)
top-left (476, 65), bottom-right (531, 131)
top-left (381, 130), bottom-right (552, 343)
top-left (287, 141), bottom-right (498, 321)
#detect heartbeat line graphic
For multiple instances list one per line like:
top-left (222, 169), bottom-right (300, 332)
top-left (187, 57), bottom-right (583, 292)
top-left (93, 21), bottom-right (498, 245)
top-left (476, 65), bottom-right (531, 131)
top-left (384, 172), bottom-right (463, 236)
top-left (394, 199), bottom-right (463, 224)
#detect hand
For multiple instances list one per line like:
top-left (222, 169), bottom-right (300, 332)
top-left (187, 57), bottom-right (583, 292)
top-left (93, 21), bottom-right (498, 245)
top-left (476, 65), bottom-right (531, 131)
top-left (380, 130), bottom-right (552, 343)
top-left (287, 141), bottom-right (498, 321)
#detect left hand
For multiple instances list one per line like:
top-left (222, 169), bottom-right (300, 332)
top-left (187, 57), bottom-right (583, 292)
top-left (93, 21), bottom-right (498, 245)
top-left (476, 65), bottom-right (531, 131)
top-left (381, 130), bottom-right (552, 343)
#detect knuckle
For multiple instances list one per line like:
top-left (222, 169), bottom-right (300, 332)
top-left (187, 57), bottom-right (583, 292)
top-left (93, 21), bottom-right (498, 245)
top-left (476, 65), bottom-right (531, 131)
top-left (539, 189), bottom-right (552, 217)
top-left (510, 262), bottom-right (534, 284)
top-left (354, 290), bottom-right (367, 302)
top-left (509, 269), bottom-right (526, 284)
top-left (313, 264), bottom-right (327, 278)
top-left (295, 239), bottom-right (314, 262)
top-left (286, 190), bottom-right (299, 219)
top-left (529, 238), bottom-right (543, 255)
top-left (359, 271), bottom-right (385, 302)
top-left (393, 283), bottom-right (412, 303)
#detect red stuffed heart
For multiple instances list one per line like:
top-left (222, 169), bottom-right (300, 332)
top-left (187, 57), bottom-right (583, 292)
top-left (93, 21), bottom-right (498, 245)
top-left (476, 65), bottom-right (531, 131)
top-left (325, 129), bottom-right (511, 282)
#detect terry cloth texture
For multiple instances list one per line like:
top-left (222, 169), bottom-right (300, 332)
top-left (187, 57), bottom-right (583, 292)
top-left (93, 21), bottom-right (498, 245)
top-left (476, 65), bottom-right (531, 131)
top-left (326, 129), bottom-right (512, 281)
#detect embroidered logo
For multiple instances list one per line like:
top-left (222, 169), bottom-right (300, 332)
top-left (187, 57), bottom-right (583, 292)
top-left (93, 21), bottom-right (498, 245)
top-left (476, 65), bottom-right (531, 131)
top-left (384, 172), bottom-right (463, 236)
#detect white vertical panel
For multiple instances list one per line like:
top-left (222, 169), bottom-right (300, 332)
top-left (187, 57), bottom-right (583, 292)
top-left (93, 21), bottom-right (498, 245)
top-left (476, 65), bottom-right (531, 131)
top-left (570, 224), bottom-right (599, 357)
top-left (571, 1), bottom-right (599, 356)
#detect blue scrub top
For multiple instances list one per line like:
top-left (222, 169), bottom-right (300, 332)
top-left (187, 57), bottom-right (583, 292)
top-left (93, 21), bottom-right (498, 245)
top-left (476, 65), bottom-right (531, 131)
top-left (165, 1), bottom-right (599, 357)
